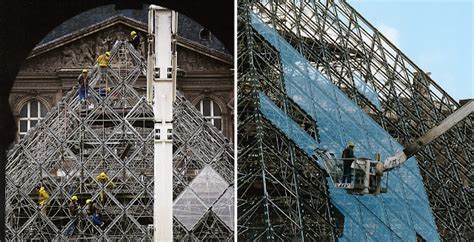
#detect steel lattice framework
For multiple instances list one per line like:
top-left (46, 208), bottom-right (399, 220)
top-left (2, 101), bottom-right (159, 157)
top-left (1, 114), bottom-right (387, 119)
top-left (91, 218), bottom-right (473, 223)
top-left (6, 41), bottom-right (234, 241)
top-left (238, 2), bottom-right (343, 241)
top-left (240, 0), bottom-right (472, 240)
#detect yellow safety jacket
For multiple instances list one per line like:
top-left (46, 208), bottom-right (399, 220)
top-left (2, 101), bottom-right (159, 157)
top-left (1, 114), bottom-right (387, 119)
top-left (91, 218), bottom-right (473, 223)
top-left (39, 188), bottom-right (49, 206)
top-left (96, 173), bottom-right (114, 188)
top-left (96, 54), bottom-right (110, 67)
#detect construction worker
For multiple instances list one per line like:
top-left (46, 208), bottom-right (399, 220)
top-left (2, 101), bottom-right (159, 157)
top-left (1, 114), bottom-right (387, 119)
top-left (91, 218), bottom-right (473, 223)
top-left (129, 30), bottom-right (141, 49)
top-left (85, 199), bottom-right (104, 227)
top-left (98, 87), bottom-right (111, 98)
top-left (64, 195), bottom-right (80, 237)
top-left (77, 69), bottom-right (89, 103)
top-left (96, 172), bottom-right (114, 203)
top-left (96, 51), bottom-right (110, 97)
top-left (341, 142), bottom-right (356, 184)
top-left (37, 186), bottom-right (49, 215)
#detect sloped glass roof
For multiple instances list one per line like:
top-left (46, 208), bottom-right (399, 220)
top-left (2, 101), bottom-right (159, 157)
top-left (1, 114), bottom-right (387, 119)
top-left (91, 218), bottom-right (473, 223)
top-left (251, 12), bottom-right (439, 241)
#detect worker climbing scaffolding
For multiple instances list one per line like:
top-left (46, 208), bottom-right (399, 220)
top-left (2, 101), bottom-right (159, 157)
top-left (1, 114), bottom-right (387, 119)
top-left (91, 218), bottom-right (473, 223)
top-left (36, 185), bottom-right (49, 215)
top-left (64, 195), bottom-right (80, 237)
top-left (77, 69), bottom-right (89, 102)
top-left (77, 69), bottom-right (94, 109)
top-left (129, 30), bottom-right (141, 49)
top-left (96, 51), bottom-right (110, 98)
top-left (96, 171), bottom-right (114, 203)
top-left (85, 199), bottom-right (104, 227)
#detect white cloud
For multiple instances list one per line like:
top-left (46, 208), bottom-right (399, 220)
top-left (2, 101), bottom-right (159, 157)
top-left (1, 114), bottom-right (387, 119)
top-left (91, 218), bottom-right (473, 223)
top-left (377, 23), bottom-right (400, 47)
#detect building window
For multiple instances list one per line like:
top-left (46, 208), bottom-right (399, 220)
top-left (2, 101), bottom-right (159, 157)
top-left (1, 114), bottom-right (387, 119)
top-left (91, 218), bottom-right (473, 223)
top-left (195, 99), bottom-right (222, 131)
top-left (199, 28), bottom-right (211, 41)
top-left (18, 100), bottom-right (47, 138)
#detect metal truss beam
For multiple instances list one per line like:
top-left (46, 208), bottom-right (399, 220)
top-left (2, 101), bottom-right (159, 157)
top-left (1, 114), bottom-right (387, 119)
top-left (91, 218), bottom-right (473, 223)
top-left (6, 41), bottom-right (234, 241)
top-left (248, 0), bottom-right (472, 240)
top-left (238, 2), bottom-right (342, 240)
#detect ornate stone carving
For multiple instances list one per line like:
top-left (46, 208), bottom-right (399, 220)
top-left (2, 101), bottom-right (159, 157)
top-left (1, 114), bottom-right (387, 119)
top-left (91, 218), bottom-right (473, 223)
top-left (21, 24), bottom-right (227, 74)
top-left (177, 48), bottom-right (230, 72)
top-left (41, 94), bottom-right (55, 109)
top-left (21, 25), bottom-right (146, 72)
top-left (10, 92), bottom-right (56, 115)
top-left (9, 95), bottom-right (23, 111)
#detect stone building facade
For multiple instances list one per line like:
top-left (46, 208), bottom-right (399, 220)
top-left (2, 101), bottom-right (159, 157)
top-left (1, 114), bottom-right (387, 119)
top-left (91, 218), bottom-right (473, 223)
top-left (9, 6), bottom-right (233, 142)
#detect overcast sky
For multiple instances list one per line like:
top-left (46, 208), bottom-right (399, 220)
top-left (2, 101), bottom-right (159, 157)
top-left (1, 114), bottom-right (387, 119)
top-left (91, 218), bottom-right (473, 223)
top-left (347, 0), bottom-right (473, 102)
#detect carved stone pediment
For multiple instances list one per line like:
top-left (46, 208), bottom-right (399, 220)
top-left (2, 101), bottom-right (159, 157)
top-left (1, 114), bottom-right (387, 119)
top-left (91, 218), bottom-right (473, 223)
top-left (20, 18), bottom-right (232, 75)
top-left (177, 47), bottom-right (232, 73)
top-left (21, 24), bottom-right (232, 74)
top-left (21, 24), bottom-right (146, 73)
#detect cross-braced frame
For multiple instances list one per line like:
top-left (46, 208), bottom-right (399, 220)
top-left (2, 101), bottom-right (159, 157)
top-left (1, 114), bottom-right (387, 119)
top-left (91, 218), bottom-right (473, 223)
top-left (246, 0), bottom-right (472, 240)
top-left (238, 2), bottom-right (342, 240)
top-left (6, 40), bottom-right (234, 241)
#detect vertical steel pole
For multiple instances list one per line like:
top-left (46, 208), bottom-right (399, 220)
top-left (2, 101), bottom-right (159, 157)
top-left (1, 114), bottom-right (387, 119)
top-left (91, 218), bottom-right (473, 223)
top-left (147, 5), bottom-right (176, 241)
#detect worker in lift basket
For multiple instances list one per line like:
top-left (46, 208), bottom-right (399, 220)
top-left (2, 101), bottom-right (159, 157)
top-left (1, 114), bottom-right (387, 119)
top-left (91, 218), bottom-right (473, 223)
top-left (341, 142), bottom-right (356, 184)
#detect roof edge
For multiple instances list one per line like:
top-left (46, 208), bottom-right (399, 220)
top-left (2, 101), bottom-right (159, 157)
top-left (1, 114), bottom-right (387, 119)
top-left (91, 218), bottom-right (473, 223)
top-left (29, 15), bottom-right (147, 59)
top-left (28, 16), bottom-right (233, 65)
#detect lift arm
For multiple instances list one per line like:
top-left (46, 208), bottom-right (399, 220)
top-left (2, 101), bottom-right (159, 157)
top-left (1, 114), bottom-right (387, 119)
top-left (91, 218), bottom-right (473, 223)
top-left (378, 100), bottom-right (473, 173)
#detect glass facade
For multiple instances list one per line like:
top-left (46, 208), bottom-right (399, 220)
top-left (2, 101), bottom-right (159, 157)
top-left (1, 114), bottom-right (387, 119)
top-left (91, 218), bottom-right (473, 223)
top-left (353, 74), bottom-right (382, 111)
top-left (252, 12), bottom-right (439, 241)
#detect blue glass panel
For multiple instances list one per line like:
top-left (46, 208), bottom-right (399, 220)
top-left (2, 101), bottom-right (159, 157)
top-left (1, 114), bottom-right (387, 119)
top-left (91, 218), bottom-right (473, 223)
top-left (353, 74), bottom-right (382, 110)
top-left (259, 93), bottom-right (321, 166)
top-left (251, 11), bottom-right (439, 241)
top-left (385, 209), bottom-right (416, 241)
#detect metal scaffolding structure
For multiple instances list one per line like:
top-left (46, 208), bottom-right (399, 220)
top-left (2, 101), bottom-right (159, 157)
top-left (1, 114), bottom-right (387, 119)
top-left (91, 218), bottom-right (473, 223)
top-left (237, 3), bottom-right (343, 241)
top-left (6, 40), bottom-right (234, 240)
top-left (239, 0), bottom-right (472, 241)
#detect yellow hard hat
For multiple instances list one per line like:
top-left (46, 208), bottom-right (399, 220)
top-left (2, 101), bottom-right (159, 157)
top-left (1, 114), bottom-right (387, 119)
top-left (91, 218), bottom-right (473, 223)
top-left (86, 199), bottom-right (92, 204)
top-left (105, 52), bottom-right (110, 56)
top-left (131, 31), bottom-right (137, 36)
top-left (71, 195), bottom-right (78, 201)
top-left (39, 186), bottom-right (45, 191)
top-left (348, 141), bottom-right (355, 147)
top-left (82, 69), bottom-right (88, 73)
top-left (100, 172), bottom-right (106, 176)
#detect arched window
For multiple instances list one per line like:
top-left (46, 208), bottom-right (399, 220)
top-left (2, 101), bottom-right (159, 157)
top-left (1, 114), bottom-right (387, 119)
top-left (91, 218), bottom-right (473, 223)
top-left (18, 100), bottom-right (47, 138)
top-left (195, 99), bottom-right (222, 131)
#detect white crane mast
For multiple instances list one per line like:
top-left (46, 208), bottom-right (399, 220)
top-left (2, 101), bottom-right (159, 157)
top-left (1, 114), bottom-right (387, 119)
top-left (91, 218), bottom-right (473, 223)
top-left (147, 5), bottom-right (177, 241)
